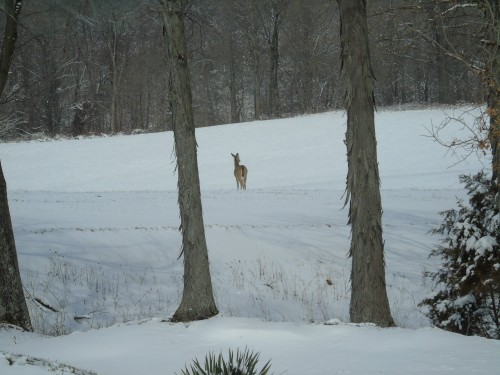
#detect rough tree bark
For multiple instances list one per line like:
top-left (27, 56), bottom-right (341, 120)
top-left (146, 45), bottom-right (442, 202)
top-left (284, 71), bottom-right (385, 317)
top-left (160, 0), bottom-right (218, 322)
top-left (337, 0), bottom-right (395, 327)
top-left (0, 162), bottom-right (32, 331)
top-left (0, 0), bottom-right (31, 331)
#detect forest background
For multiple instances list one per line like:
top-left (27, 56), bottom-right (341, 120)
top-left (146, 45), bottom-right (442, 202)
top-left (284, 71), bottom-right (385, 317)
top-left (0, 0), bottom-right (485, 140)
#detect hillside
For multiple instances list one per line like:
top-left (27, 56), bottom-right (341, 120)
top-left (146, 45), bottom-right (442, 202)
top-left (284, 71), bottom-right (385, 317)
top-left (0, 107), bottom-right (498, 374)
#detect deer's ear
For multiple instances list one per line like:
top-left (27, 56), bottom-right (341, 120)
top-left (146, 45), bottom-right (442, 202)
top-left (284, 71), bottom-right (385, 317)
top-left (231, 153), bottom-right (235, 157)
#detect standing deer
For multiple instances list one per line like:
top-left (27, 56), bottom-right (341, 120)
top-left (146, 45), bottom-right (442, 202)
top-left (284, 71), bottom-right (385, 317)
top-left (231, 153), bottom-right (248, 190)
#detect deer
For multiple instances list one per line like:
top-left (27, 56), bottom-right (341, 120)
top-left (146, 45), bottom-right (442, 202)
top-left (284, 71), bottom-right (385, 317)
top-left (231, 153), bottom-right (248, 190)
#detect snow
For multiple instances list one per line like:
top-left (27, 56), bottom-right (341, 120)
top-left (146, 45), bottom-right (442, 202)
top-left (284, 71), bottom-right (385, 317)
top-left (474, 235), bottom-right (497, 256)
top-left (1, 107), bottom-right (499, 374)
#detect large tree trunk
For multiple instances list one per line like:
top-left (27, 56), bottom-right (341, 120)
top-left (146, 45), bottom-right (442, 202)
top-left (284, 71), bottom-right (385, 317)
top-left (0, 0), bottom-right (31, 332)
top-left (160, 0), bottom-right (218, 322)
top-left (0, 162), bottom-right (32, 331)
top-left (338, 0), bottom-right (394, 327)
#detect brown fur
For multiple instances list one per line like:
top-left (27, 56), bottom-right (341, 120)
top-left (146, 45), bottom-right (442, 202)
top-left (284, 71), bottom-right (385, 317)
top-left (231, 153), bottom-right (248, 190)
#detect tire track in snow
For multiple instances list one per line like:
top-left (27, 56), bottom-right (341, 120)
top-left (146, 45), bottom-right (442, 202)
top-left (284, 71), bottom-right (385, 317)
top-left (17, 222), bottom-right (346, 235)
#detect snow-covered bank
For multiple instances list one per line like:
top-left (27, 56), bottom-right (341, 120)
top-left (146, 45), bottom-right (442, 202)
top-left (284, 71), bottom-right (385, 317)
top-left (0, 107), bottom-right (497, 374)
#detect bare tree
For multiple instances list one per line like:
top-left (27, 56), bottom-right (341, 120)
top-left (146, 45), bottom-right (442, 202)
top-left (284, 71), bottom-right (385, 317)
top-left (281, 1), bottom-right (339, 114)
top-left (480, 0), bottom-right (500, 209)
top-left (160, 0), bottom-right (218, 322)
top-left (0, 0), bottom-right (21, 96)
top-left (423, 1), bottom-right (499, 208)
top-left (98, 5), bottom-right (132, 134)
top-left (265, 0), bottom-right (289, 117)
top-left (337, 0), bottom-right (394, 327)
top-left (232, 0), bottom-right (265, 120)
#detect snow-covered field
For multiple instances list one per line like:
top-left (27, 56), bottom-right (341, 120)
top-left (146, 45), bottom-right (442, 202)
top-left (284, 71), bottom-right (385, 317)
top-left (0, 108), bottom-right (499, 374)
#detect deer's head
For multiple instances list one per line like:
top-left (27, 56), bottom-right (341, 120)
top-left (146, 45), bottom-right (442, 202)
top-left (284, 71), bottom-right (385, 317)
top-left (231, 153), bottom-right (240, 164)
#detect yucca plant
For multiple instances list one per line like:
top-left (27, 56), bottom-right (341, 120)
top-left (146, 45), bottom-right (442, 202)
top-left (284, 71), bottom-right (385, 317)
top-left (177, 347), bottom-right (273, 375)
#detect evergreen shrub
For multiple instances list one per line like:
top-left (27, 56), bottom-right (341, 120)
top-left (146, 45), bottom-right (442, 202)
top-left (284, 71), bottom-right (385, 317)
top-left (421, 172), bottom-right (500, 339)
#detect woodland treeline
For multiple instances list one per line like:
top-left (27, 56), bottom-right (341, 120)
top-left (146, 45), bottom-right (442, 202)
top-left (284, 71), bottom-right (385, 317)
top-left (0, 0), bottom-right (486, 139)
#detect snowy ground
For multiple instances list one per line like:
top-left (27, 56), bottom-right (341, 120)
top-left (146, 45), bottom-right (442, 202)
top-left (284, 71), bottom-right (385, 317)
top-left (0, 107), bottom-right (499, 374)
